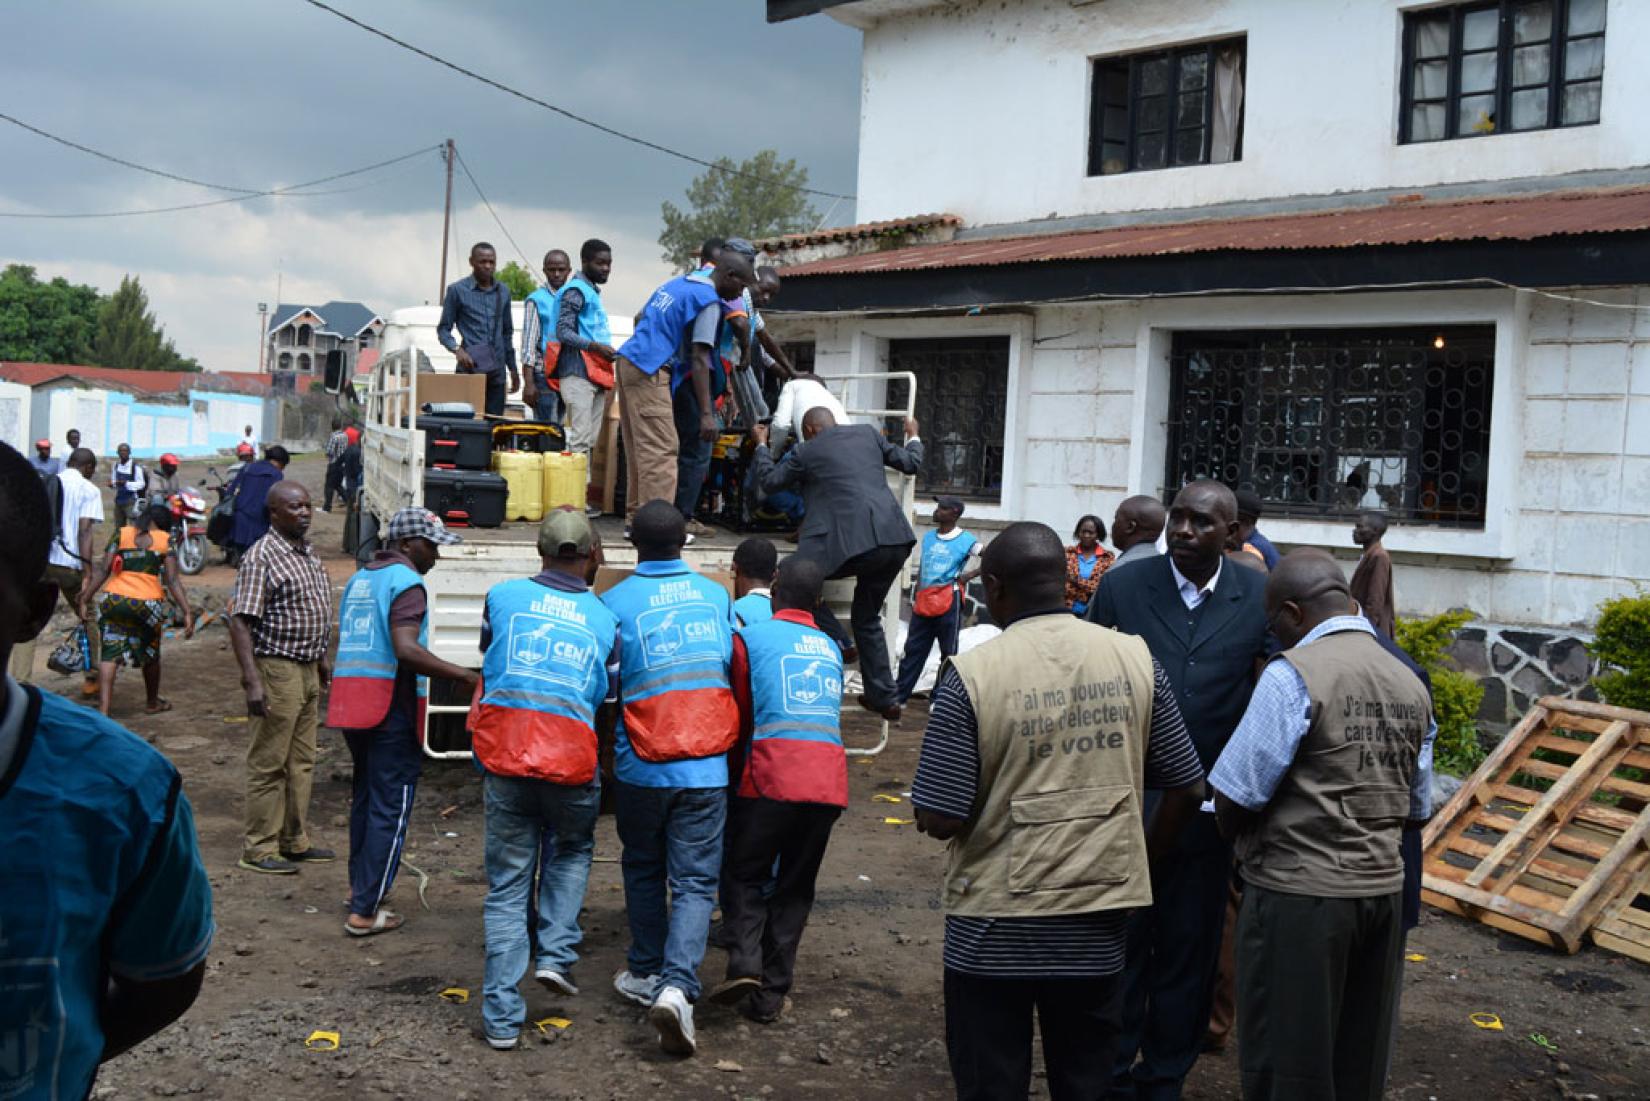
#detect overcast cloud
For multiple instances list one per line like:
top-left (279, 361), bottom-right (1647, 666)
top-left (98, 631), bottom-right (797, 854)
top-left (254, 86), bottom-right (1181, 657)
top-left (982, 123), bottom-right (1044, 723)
top-left (2, 1), bottom-right (860, 371)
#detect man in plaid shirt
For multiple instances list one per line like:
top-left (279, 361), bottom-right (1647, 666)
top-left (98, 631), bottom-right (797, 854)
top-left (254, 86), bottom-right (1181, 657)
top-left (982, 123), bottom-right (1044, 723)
top-left (228, 481), bottom-right (335, 875)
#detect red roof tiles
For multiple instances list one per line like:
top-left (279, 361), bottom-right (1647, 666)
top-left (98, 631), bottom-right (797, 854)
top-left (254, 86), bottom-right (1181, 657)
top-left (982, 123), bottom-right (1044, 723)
top-left (779, 187), bottom-right (1650, 277)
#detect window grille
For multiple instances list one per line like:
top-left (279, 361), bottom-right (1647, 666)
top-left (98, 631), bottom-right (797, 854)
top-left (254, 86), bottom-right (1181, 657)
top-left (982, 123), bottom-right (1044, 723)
top-left (887, 337), bottom-right (1009, 501)
top-left (1165, 327), bottom-right (1495, 527)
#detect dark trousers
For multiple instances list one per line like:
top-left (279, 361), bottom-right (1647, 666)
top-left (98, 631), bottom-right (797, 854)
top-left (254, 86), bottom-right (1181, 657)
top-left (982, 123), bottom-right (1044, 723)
top-left (344, 714), bottom-right (424, 918)
top-left (809, 541), bottom-right (912, 710)
top-left (1109, 812), bottom-right (1231, 1101)
top-left (323, 459), bottom-right (343, 510)
top-left (946, 969), bottom-right (1125, 1101)
top-left (1237, 886), bottom-right (1404, 1101)
top-left (672, 383), bottom-right (713, 520)
top-left (480, 369), bottom-right (507, 417)
top-left (894, 601), bottom-right (961, 704)
top-left (722, 797), bottom-right (840, 1018)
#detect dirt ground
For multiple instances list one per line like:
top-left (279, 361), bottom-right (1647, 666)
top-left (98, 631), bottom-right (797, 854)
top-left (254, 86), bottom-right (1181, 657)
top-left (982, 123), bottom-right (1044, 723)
top-left (30, 456), bottom-right (1650, 1100)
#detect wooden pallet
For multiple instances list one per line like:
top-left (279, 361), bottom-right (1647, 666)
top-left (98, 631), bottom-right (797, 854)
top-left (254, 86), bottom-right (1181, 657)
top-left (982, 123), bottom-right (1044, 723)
top-left (1591, 861), bottom-right (1650, 964)
top-left (1421, 696), bottom-right (1650, 956)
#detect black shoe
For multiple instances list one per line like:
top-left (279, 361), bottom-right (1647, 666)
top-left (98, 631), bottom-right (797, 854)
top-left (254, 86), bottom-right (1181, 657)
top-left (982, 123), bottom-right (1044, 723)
top-left (737, 997), bottom-right (782, 1025)
top-left (705, 975), bottom-right (760, 1006)
top-left (281, 847), bottom-right (336, 864)
top-left (239, 855), bottom-right (299, 875)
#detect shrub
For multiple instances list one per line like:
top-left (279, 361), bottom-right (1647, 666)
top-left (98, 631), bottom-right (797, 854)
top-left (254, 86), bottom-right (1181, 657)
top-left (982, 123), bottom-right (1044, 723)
top-left (1589, 589), bottom-right (1650, 711)
top-left (1396, 609), bottom-right (1486, 776)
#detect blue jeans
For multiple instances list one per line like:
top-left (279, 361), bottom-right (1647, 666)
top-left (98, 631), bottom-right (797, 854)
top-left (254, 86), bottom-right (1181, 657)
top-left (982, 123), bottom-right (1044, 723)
top-left (894, 602), bottom-right (962, 704)
top-left (529, 369), bottom-right (563, 425)
top-left (672, 384), bottom-right (713, 520)
top-left (614, 780), bottom-right (726, 1001)
top-left (481, 772), bottom-right (600, 1039)
top-left (344, 712), bottom-right (423, 919)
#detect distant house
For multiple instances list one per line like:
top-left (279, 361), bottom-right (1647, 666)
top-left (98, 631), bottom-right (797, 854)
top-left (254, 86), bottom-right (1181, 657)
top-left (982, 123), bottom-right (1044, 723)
top-left (766, 0), bottom-right (1650, 725)
top-left (265, 300), bottom-right (384, 379)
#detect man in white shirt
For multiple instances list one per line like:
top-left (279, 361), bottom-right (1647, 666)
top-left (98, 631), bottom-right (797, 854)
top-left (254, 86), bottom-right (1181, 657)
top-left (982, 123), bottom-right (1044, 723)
top-left (768, 365), bottom-right (849, 453)
top-left (241, 425), bottom-right (260, 456)
top-left (11, 448), bottom-right (105, 690)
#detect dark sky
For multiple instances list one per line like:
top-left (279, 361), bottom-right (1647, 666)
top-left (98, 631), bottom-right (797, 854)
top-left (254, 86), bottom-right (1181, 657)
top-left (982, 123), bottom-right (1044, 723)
top-left (2, 0), bottom-right (861, 368)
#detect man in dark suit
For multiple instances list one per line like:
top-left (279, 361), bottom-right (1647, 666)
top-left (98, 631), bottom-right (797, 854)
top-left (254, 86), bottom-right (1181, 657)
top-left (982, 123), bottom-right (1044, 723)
top-left (1087, 479), bottom-right (1269, 1101)
top-left (749, 407), bottom-right (922, 720)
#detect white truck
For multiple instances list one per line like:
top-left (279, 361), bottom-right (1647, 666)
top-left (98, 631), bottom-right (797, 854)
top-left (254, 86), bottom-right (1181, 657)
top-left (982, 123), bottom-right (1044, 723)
top-left (355, 325), bottom-right (919, 761)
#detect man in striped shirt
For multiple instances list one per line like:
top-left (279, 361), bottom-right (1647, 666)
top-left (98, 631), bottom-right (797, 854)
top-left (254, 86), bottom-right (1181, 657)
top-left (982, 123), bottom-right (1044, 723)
top-left (913, 522), bottom-right (1204, 1101)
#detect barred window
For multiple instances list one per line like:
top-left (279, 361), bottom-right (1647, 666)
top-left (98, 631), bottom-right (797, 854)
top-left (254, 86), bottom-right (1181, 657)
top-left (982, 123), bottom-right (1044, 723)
top-left (887, 336), bottom-right (1009, 501)
top-left (1165, 327), bottom-right (1495, 528)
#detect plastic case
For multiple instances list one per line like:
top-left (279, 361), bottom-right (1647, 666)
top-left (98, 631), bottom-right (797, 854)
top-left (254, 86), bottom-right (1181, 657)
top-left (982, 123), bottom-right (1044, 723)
top-left (418, 416), bottom-right (493, 470)
top-left (423, 469), bottom-right (508, 528)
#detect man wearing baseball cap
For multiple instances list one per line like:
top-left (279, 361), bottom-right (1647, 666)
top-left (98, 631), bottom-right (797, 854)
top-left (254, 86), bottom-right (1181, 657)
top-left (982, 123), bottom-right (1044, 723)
top-left (469, 508), bottom-right (619, 1049)
top-left (328, 507), bottom-right (479, 936)
top-left (30, 439), bottom-right (62, 479)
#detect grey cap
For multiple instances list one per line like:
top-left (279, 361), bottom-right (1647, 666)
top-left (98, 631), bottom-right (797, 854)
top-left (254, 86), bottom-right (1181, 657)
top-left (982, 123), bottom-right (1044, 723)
top-left (721, 237), bottom-right (758, 260)
top-left (386, 506), bottom-right (462, 545)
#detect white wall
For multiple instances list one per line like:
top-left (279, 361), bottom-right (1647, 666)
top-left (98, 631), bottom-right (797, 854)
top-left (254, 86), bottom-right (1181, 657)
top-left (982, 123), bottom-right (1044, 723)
top-left (0, 380), bottom-right (28, 453)
top-left (774, 282), bottom-right (1650, 630)
top-left (852, 0), bottom-right (1650, 225)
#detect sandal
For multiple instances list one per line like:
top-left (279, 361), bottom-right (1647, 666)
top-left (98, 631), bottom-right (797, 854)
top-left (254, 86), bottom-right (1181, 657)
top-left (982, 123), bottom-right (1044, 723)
top-left (345, 909), bottom-right (403, 937)
top-left (146, 698), bottom-right (173, 714)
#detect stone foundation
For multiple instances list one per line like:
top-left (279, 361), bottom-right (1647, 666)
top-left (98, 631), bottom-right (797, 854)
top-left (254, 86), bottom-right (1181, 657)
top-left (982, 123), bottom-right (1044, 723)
top-left (1447, 624), bottom-right (1600, 730)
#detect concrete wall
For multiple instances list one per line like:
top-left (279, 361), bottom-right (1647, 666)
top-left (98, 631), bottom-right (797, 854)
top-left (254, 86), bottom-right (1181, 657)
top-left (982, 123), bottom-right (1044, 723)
top-left (0, 380), bottom-right (28, 453)
top-left (26, 383), bottom-right (269, 459)
top-left (851, 0), bottom-right (1650, 225)
top-left (774, 283), bottom-right (1650, 634)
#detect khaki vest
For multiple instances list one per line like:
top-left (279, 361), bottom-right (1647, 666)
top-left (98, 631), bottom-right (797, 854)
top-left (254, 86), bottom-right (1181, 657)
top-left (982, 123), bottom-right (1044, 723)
top-left (945, 613), bottom-right (1156, 917)
top-left (1236, 630), bottom-right (1428, 898)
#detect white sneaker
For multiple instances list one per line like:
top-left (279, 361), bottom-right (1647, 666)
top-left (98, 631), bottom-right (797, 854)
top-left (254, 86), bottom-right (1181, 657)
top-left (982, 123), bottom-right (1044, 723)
top-left (613, 969), bottom-right (660, 1007)
top-left (535, 967), bottom-right (578, 996)
top-left (485, 1032), bottom-right (518, 1051)
top-left (648, 984), bottom-right (696, 1056)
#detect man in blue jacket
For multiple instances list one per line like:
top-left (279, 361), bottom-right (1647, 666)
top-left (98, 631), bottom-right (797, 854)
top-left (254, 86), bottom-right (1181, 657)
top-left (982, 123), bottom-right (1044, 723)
top-left (614, 246), bottom-right (752, 530)
top-left (1087, 479), bottom-right (1270, 1101)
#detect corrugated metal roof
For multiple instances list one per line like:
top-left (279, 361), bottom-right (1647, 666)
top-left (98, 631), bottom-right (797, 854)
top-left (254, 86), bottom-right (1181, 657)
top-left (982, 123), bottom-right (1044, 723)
top-left (779, 187), bottom-right (1650, 277)
top-left (759, 213), bottom-right (961, 252)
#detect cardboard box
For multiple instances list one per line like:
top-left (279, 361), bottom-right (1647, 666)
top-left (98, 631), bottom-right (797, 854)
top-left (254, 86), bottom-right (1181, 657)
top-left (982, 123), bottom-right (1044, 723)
top-left (415, 371), bottom-right (486, 415)
top-left (593, 565), bottom-right (734, 599)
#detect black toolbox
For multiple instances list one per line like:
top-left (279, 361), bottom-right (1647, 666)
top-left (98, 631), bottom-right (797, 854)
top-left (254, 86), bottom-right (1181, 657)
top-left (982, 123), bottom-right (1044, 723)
top-left (418, 416), bottom-right (493, 470)
top-left (423, 469), bottom-right (508, 528)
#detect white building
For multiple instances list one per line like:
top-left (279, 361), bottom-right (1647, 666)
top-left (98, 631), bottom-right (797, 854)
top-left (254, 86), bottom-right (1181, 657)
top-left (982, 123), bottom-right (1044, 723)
top-left (764, 0), bottom-right (1650, 723)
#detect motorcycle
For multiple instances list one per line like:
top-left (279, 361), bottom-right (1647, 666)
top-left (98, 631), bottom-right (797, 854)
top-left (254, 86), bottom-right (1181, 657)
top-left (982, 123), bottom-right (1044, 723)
top-left (167, 486), bottom-right (210, 576)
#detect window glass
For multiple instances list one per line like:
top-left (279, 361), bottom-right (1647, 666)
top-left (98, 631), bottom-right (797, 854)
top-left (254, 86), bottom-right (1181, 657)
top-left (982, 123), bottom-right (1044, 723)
top-left (1509, 87), bottom-right (1549, 129)
top-left (1562, 81), bottom-right (1601, 124)
top-left (1512, 44), bottom-right (1550, 85)
top-left (1567, 0), bottom-right (1606, 35)
top-left (1565, 37), bottom-right (1605, 81)
top-left (1461, 52), bottom-right (1498, 94)
top-left (1513, 1), bottom-right (1553, 43)
top-left (1458, 94), bottom-right (1497, 134)
top-left (1463, 7), bottom-right (1500, 50)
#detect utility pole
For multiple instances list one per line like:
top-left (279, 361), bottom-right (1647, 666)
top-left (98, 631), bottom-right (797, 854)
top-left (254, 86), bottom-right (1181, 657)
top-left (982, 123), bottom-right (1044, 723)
top-left (257, 302), bottom-right (268, 374)
top-left (438, 138), bottom-right (455, 302)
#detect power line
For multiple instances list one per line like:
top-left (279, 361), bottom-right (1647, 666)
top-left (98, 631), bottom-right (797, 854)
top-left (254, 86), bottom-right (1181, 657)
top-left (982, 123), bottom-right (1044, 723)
top-left (298, 0), bottom-right (855, 203)
top-left (452, 148), bottom-right (534, 276)
top-left (0, 110), bottom-right (262, 194)
top-left (0, 144), bottom-right (441, 219)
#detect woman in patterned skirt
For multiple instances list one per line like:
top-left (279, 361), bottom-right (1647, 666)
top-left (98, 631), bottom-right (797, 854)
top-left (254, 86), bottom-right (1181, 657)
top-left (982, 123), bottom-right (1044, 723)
top-left (79, 500), bottom-right (195, 716)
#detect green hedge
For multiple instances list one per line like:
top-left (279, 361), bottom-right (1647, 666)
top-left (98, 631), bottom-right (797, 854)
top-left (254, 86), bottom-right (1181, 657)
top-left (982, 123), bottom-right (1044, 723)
top-left (1589, 589), bottom-right (1650, 711)
top-left (1396, 609), bottom-right (1486, 776)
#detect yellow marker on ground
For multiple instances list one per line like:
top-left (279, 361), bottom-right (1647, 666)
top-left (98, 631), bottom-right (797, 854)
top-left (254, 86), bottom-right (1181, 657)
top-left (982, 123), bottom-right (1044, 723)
top-left (439, 987), bottom-right (469, 1004)
top-left (534, 1017), bottom-right (572, 1033)
top-left (304, 1030), bottom-right (341, 1050)
top-left (883, 817), bottom-right (915, 825)
top-left (872, 794), bottom-right (903, 804)
top-left (1469, 1012), bottom-right (1503, 1031)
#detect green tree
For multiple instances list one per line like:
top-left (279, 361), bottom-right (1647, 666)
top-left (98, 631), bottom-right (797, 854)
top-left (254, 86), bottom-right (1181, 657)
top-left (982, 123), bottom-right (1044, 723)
top-left (0, 264), bottom-right (103, 363)
top-left (658, 150), bottom-right (820, 271)
top-left (93, 275), bottom-right (199, 372)
top-left (496, 260), bottom-right (537, 300)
